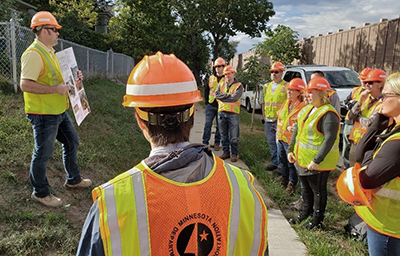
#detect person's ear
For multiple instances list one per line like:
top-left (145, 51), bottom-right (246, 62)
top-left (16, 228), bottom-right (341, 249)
top-left (135, 111), bottom-right (147, 131)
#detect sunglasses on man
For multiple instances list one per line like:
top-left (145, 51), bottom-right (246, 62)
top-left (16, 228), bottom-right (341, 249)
top-left (43, 27), bottom-right (59, 33)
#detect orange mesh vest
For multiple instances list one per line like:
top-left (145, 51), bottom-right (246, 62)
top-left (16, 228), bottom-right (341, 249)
top-left (92, 155), bottom-right (268, 255)
top-left (277, 99), bottom-right (306, 144)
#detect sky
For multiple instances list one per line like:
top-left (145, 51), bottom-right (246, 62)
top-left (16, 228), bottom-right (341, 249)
top-left (232, 0), bottom-right (400, 54)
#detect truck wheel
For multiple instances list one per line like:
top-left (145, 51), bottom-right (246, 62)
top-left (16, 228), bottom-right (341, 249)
top-left (246, 99), bottom-right (252, 113)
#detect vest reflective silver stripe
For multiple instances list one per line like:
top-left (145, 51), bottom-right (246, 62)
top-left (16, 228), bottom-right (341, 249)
top-left (225, 164), bottom-right (263, 255)
top-left (131, 169), bottom-right (151, 254)
top-left (298, 142), bottom-right (339, 151)
top-left (100, 168), bottom-right (151, 255)
top-left (375, 187), bottom-right (400, 201)
top-left (32, 44), bottom-right (59, 86)
top-left (102, 181), bottom-right (123, 255)
top-left (225, 164), bottom-right (240, 254)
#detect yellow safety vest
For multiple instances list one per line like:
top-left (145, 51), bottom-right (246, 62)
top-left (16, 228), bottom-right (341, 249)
top-left (263, 80), bottom-right (287, 119)
top-left (294, 104), bottom-right (340, 170)
top-left (92, 155), bottom-right (268, 256)
top-left (208, 75), bottom-right (225, 104)
top-left (355, 132), bottom-right (400, 239)
top-left (344, 86), bottom-right (364, 121)
top-left (277, 99), bottom-right (306, 144)
top-left (217, 81), bottom-right (242, 114)
top-left (349, 97), bottom-right (381, 144)
top-left (22, 41), bottom-right (67, 115)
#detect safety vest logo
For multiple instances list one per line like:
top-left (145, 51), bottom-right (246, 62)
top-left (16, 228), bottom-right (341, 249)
top-left (168, 213), bottom-right (222, 256)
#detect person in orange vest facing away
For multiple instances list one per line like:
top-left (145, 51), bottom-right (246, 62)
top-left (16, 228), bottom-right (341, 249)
top-left (348, 69), bottom-right (386, 166)
top-left (276, 78), bottom-right (306, 195)
top-left (76, 52), bottom-right (268, 256)
top-left (20, 11), bottom-right (92, 208)
top-left (341, 67), bottom-right (371, 168)
top-left (262, 61), bottom-right (287, 172)
top-left (287, 77), bottom-right (340, 230)
top-left (202, 57), bottom-right (226, 151)
top-left (215, 65), bottom-right (244, 162)
top-left (337, 73), bottom-right (400, 256)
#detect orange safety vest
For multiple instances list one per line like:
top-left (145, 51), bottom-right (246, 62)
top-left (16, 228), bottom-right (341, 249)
top-left (92, 156), bottom-right (268, 256)
top-left (277, 99), bottom-right (306, 144)
top-left (217, 81), bottom-right (242, 114)
top-left (349, 97), bottom-right (381, 144)
top-left (263, 80), bottom-right (287, 119)
top-left (208, 75), bottom-right (225, 104)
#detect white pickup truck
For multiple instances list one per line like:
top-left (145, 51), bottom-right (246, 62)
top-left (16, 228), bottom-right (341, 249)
top-left (240, 83), bottom-right (263, 112)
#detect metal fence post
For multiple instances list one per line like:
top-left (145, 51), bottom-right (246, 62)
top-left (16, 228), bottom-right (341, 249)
top-left (10, 17), bottom-right (18, 93)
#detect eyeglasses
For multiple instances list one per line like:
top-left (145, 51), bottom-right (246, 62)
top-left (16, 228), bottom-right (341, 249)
top-left (215, 65), bottom-right (225, 68)
top-left (43, 27), bottom-right (59, 33)
top-left (366, 81), bottom-right (379, 85)
top-left (271, 71), bottom-right (281, 74)
top-left (381, 92), bottom-right (400, 101)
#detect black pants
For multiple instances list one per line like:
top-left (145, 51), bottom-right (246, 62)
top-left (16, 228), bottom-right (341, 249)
top-left (299, 171), bottom-right (331, 221)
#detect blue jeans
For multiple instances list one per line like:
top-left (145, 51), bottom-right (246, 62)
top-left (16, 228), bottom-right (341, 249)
top-left (202, 104), bottom-right (220, 146)
top-left (367, 225), bottom-right (400, 256)
top-left (218, 111), bottom-right (240, 156)
top-left (27, 112), bottom-right (82, 197)
top-left (265, 121), bottom-right (281, 167)
top-left (278, 140), bottom-right (298, 184)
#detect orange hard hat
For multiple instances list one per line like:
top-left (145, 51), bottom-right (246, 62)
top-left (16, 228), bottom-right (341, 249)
top-left (223, 65), bottom-right (236, 75)
top-left (287, 78), bottom-right (306, 91)
top-left (30, 11), bottom-right (62, 29)
top-left (213, 57), bottom-right (226, 67)
top-left (122, 51), bottom-right (202, 108)
top-left (306, 77), bottom-right (331, 91)
top-left (358, 67), bottom-right (372, 80)
top-left (364, 69), bottom-right (387, 82)
top-left (270, 61), bottom-right (285, 72)
top-left (336, 163), bottom-right (373, 209)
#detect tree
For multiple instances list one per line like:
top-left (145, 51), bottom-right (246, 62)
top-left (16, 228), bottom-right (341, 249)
top-left (236, 54), bottom-right (269, 131)
top-left (255, 25), bottom-right (301, 65)
top-left (171, 0), bottom-right (275, 60)
top-left (0, 0), bottom-right (14, 22)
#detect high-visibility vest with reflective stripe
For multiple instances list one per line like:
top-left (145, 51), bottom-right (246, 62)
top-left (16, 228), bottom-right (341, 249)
top-left (92, 155), bottom-right (268, 256)
top-left (277, 99), bottom-right (306, 144)
top-left (349, 97), bottom-right (381, 144)
top-left (263, 80), bottom-right (287, 119)
top-left (294, 104), bottom-right (340, 170)
top-left (22, 41), bottom-right (67, 115)
top-left (344, 86), bottom-right (364, 121)
top-left (208, 75), bottom-right (225, 104)
top-left (355, 132), bottom-right (400, 239)
top-left (217, 81), bottom-right (242, 114)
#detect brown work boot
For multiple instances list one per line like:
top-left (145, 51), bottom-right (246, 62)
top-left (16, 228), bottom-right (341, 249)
top-left (284, 182), bottom-right (296, 195)
top-left (266, 163), bottom-right (277, 171)
top-left (230, 155), bottom-right (238, 162)
top-left (220, 153), bottom-right (230, 160)
top-left (31, 193), bottom-right (62, 207)
top-left (64, 178), bottom-right (93, 189)
top-left (214, 144), bottom-right (220, 151)
top-left (280, 177), bottom-right (289, 188)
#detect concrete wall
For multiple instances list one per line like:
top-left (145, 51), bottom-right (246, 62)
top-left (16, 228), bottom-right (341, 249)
top-left (232, 16), bottom-right (400, 74)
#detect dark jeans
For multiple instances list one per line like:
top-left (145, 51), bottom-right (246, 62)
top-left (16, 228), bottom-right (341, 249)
top-left (367, 225), bottom-right (400, 256)
top-left (298, 171), bottom-right (331, 220)
top-left (265, 121), bottom-right (280, 167)
top-left (202, 104), bottom-right (220, 146)
top-left (27, 112), bottom-right (82, 197)
top-left (278, 140), bottom-right (298, 184)
top-left (218, 111), bottom-right (239, 156)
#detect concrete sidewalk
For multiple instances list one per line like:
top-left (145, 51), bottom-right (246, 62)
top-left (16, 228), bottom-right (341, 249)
top-left (190, 103), bottom-right (307, 256)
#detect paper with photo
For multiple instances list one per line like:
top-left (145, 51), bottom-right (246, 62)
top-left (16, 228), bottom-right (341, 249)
top-left (56, 47), bottom-right (90, 126)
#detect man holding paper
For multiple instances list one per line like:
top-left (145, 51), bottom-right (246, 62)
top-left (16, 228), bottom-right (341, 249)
top-left (20, 11), bottom-right (92, 207)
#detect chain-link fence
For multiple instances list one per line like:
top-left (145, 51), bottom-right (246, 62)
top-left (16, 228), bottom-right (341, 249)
top-left (0, 21), bottom-right (135, 93)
